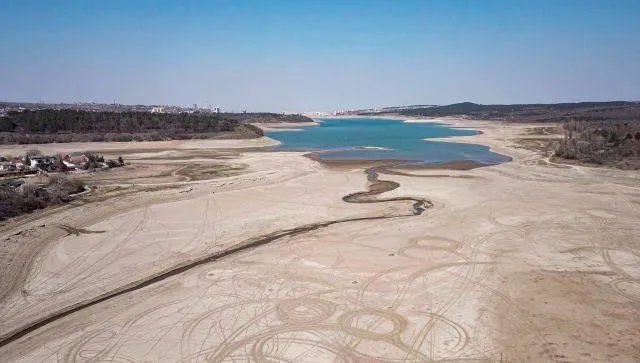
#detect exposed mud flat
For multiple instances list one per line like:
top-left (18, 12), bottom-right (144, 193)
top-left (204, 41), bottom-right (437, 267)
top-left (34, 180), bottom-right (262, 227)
top-left (0, 166), bottom-right (430, 348)
top-left (1, 121), bottom-right (640, 361)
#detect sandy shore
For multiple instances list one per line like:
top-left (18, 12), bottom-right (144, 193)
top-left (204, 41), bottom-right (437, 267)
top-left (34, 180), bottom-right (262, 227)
top-left (1, 120), bottom-right (640, 362)
top-left (252, 121), bottom-right (319, 131)
top-left (0, 136), bottom-right (280, 156)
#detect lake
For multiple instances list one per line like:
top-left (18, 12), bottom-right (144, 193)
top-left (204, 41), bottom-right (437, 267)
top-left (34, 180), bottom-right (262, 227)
top-left (266, 117), bottom-right (509, 165)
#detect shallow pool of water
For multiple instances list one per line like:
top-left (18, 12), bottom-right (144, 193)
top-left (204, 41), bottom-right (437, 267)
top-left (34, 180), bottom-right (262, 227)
top-left (266, 118), bottom-right (509, 165)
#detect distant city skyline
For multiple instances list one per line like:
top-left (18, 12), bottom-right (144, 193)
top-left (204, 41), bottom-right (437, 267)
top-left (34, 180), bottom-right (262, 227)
top-left (1, 0), bottom-right (639, 112)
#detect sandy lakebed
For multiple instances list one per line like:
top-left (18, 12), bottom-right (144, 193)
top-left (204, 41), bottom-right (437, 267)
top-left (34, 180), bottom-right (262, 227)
top-left (1, 119), bottom-right (640, 362)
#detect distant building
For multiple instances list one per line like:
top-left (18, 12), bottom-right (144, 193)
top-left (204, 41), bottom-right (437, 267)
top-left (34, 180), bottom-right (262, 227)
top-left (150, 107), bottom-right (164, 113)
top-left (63, 154), bottom-right (89, 169)
top-left (30, 156), bottom-right (56, 169)
top-left (215, 107), bottom-right (220, 114)
top-left (0, 162), bottom-right (17, 172)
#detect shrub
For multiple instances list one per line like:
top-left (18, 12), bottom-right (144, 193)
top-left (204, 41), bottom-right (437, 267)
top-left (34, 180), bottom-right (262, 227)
top-left (0, 185), bottom-right (48, 220)
top-left (46, 175), bottom-right (85, 203)
top-left (555, 120), bottom-right (640, 168)
top-left (90, 134), bottom-right (105, 142)
top-left (0, 187), bottom-right (27, 220)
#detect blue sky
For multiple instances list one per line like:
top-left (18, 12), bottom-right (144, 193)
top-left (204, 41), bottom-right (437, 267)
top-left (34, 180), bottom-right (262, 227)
top-left (1, 0), bottom-right (639, 112)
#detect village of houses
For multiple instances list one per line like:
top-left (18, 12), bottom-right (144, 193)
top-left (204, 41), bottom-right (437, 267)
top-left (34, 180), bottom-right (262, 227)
top-left (0, 151), bottom-right (126, 220)
top-left (1, 151), bottom-right (124, 175)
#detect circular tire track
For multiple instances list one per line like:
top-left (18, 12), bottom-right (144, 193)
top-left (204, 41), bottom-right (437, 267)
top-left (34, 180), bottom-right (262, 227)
top-left (0, 169), bottom-right (432, 349)
top-left (338, 308), bottom-right (408, 341)
top-left (276, 298), bottom-right (336, 324)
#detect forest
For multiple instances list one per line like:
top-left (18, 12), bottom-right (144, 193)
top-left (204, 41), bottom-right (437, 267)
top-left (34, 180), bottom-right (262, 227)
top-left (364, 101), bottom-right (640, 123)
top-left (0, 109), bottom-right (313, 144)
top-left (554, 120), bottom-right (640, 169)
top-left (1, 109), bottom-right (243, 134)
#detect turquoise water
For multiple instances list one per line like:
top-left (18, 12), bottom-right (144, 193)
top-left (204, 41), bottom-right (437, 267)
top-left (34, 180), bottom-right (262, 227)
top-left (266, 118), bottom-right (509, 165)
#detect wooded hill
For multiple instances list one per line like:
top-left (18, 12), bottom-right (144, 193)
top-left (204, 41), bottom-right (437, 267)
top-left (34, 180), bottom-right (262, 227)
top-left (0, 109), bottom-right (313, 144)
top-left (554, 120), bottom-right (640, 169)
top-left (364, 101), bottom-right (640, 123)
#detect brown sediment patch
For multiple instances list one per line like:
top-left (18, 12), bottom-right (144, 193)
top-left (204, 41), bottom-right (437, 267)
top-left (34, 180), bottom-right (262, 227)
top-left (0, 169), bottom-right (432, 348)
top-left (375, 167), bottom-right (477, 179)
top-left (394, 159), bottom-right (495, 171)
top-left (373, 160), bottom-right (489, 178)
top-left (78, 161), bottom-right (246, 185)
top-left (303, 152), bottom-right (408, 170)
top-left (174, 163), bottom-right (246, 181)
top-left (305, 151), bottom-right (499, 172)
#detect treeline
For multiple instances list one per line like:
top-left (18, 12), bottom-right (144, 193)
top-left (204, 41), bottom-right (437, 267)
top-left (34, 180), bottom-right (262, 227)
top-left (1, 109), bottom-right (245, 133)
top-left (0, 175), bottom-right (85, 220)
top-left (0, 109), bottom-right (301, 144)
top-left (555, 120), bottom-right (640, 169)
top-left (364, 101), bottom-right (640, 123)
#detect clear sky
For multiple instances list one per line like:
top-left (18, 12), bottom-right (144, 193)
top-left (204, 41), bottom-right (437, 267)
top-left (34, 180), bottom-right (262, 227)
top-left (1, 0), bottom-right (639, 112)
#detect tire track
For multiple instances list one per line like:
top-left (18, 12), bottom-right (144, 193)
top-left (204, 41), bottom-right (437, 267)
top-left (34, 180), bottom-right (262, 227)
top-left (0, 169), bottom-right (431, 349)
top-left (0, 185), bottom-right (192, 306)
top-left (30, 206), bottom-right (151, 295)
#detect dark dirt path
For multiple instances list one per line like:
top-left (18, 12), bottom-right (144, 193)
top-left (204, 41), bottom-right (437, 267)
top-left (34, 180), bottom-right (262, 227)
top-left (0, 170), bottom-right (431, 348)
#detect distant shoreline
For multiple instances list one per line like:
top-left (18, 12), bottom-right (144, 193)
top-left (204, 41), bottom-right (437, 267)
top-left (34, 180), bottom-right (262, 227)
top-left (251, 121), bottom-right (319, 131)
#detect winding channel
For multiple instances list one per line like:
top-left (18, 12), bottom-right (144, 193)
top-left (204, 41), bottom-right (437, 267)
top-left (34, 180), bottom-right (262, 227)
top-left (0, 169), bottom-right (431, 348)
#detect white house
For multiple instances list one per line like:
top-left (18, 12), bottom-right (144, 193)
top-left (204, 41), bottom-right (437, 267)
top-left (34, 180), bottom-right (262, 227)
top-left (30, 156), bottom-right (56, 169)
top-left (0, 162), bottom-right (17, 172)
top-left (63, 154), bottom-right (89, 169)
